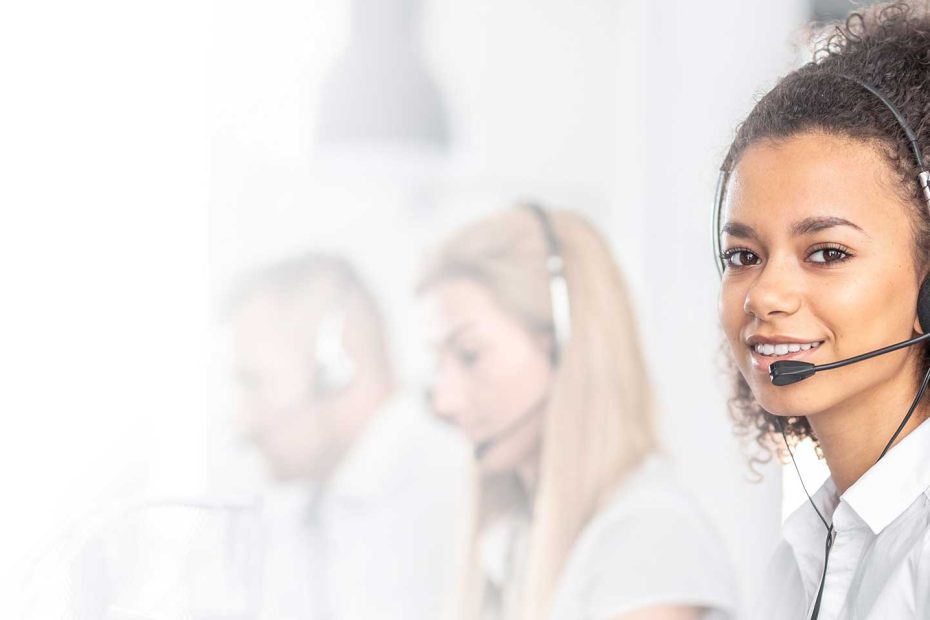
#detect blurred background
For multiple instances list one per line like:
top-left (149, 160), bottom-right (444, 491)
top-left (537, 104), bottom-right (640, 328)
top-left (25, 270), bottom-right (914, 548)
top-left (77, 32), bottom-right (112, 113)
top-left (0, 0), bottom-right (872, 617)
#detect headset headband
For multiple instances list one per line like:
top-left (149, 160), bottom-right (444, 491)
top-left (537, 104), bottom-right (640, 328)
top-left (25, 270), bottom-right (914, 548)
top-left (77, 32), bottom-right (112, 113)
top-left (525, 203), bottom-right (572, 362)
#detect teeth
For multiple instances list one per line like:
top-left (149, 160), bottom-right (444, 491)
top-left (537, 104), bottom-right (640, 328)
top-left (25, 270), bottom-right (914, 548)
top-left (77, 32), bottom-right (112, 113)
top-left (753, 341), bottom-right (822, 357)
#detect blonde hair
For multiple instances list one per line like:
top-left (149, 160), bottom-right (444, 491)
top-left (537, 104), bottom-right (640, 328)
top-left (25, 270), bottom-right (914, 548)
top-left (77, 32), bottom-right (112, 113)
top-left (418, 206), bottom-right (658, 619)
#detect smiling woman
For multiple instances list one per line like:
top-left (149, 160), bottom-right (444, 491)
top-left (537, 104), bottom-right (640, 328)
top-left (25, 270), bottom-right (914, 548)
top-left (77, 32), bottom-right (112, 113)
top-left (721, 132), bottom-right (922, 420)
top-left (715, 1), bottom-right (930, 618)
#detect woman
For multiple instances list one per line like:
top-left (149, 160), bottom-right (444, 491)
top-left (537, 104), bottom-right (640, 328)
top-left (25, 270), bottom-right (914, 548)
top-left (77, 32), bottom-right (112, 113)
top-left (418, 205), bottom-right (735, 620)
top-left (715, 2), bottom-right (930, 618)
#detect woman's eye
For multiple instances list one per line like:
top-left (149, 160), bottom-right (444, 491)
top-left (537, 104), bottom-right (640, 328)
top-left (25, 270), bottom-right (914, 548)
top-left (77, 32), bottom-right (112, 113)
top-left (456, 348), bottom-right (480, 367)
top-left (722, 249), bottom-right (761, 268)
top-left (808, 246), bottom-right (851, 264)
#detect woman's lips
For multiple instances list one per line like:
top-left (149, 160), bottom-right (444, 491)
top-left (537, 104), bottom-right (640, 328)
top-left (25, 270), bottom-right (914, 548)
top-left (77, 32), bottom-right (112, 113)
top-left (749, 342), bottom-right (823, 374)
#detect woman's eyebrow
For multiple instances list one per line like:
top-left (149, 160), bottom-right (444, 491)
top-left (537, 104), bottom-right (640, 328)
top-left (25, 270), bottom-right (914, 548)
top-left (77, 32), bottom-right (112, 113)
top-left (721, 221), bottom-right (758, 240)
top-left (722, 217), bottom-right (869, 240)
top-left (791, 216), bottom-right (868, 236)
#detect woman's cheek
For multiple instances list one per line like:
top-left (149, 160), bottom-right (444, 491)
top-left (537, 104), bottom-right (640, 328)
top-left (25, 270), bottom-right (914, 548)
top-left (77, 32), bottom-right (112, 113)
top-left (719, 287), bottom-right (745, 346)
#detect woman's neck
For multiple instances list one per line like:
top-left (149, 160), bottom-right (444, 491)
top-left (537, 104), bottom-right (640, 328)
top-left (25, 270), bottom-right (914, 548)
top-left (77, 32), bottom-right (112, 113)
top-left (516, 450), bottom-right (541, 500)
top-left (809, 367), bottom-right (929, 495)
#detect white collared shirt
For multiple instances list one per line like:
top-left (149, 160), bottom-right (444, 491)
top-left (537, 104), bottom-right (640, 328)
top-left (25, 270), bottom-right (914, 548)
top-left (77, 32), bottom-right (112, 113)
top-left (754, 417), bottom-right (930, 620)
top-left (259, 391), bottom-right (469, 620)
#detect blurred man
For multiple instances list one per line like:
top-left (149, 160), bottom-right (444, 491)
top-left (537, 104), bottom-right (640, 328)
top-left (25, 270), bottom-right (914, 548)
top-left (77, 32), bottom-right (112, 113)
top-left (228, 252), bottom-right (465, 620)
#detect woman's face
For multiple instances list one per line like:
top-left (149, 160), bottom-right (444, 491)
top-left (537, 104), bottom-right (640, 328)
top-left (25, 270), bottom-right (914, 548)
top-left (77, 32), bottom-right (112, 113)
top-left (719, 132), bottom-right (923, 419)
top-left (424, 277), bottom-right (554, 472)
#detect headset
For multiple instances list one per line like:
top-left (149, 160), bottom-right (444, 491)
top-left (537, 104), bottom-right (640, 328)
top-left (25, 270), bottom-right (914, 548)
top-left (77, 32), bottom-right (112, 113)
top-left (712, 74), bottom-right (930, 620)
top-left (311, 260), bottom-right (376, 397)
top-left (527, 203), bottom-right (572, 361)
top-left (313, 303), bottom-right (356, 396)
top-left (473, 203), bottom-right (572, 459)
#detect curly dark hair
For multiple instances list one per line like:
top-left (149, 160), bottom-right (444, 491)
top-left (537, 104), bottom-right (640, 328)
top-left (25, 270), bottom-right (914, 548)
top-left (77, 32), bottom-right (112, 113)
top-left (721, 1), bottom-right (930, 460)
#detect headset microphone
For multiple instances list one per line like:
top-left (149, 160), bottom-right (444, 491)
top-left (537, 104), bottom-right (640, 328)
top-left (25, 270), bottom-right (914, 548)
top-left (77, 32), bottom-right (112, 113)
top-left (770, 332), bottom-right (930, 386)
top-left (473, 398), bottom-right (547, 460)
top-left (771, 264), bottom-right (930, 386)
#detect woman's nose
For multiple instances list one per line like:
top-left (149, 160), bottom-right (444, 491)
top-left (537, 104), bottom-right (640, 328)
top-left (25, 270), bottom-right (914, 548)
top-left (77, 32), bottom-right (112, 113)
top-left (430, 365), bottom-right (468, 425)
top-left (743, 257), bottom-right (803, 320)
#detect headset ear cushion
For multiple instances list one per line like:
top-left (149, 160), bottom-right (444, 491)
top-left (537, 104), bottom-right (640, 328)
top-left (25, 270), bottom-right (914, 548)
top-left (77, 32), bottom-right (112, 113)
top-left (918, 277), bottom-right (930, 334)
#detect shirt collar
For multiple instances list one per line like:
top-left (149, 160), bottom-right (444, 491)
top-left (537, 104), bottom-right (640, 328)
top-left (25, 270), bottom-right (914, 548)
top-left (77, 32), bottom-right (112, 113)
top-left (479, 513), bottom-right (530, 589)
top-left (841, 416), bottom-right (930, 535)
top-left (782, 476), bottom-right (839, 554)
top-left (779, 474), bottom-right (839, 603)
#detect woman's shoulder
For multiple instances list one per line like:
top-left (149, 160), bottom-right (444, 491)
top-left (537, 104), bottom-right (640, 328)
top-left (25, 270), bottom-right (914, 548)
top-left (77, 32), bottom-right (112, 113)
top-left (550, 455), bottom-right (737, 620)
top-left (589, 455), bottom-right (713, 531)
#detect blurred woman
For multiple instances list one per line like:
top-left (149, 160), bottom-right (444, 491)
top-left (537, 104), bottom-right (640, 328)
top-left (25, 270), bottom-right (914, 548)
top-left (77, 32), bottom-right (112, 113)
top-left (418, 205), bottom-right (735, 620)
top-left (715, 2), bottom-right (930, 617)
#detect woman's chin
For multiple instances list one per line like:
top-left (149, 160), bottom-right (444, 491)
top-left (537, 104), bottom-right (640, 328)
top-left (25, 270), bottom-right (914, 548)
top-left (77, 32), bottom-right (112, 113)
top-left (752, 389), bottom-right (823, 420)
top-left (742, 375), bottom-right (817, 417)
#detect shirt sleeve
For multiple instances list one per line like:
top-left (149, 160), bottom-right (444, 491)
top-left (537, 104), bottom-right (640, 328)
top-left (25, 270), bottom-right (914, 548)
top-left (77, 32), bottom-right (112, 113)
top-left (916, 521), bottom-right (930, 618)
top-left (571, 493), bottom-right (737, 620)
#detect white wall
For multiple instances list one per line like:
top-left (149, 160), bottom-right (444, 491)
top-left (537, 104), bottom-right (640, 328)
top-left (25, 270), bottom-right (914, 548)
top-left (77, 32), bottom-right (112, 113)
top-left (0, 0), bottom-right (212, 613)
